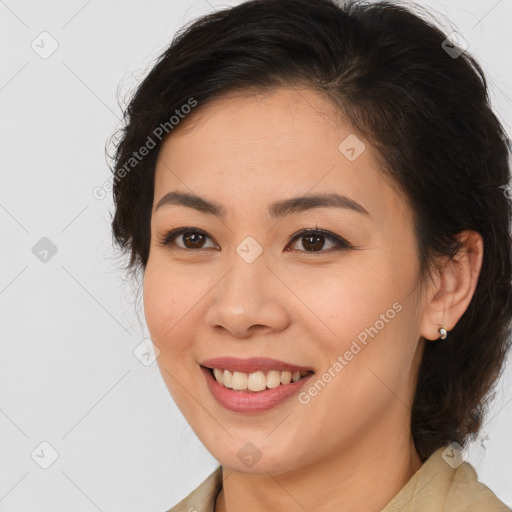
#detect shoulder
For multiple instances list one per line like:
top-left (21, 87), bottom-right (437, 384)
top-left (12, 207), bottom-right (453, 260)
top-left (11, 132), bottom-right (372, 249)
top-left (383, 446), bottom-right (511, 511)
top-left (447, 456), bottom-right (510, 511)
top-left (166, 465), bottom-right (223, 512)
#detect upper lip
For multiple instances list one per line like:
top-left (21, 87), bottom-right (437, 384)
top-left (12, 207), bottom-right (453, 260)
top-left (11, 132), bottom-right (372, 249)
top-left (200, 356), bottom-right (315, 374)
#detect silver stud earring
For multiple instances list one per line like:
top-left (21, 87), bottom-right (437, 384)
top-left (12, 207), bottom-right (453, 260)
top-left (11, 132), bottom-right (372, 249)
top-left (438, 326), bottom-right (448, 340)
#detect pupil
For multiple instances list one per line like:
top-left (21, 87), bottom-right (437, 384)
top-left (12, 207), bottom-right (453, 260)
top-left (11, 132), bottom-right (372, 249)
top-left (184, 232), bottom-right (204, 248)
top-left (303, 234), bottom-right (324, 251)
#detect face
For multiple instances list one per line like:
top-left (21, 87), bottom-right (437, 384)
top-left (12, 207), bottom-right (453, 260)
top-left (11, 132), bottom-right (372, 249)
top-left (143, 87), bottom-right (427, 475)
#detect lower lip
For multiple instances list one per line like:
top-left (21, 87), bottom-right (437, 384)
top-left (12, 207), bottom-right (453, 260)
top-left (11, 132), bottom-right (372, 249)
top-left (200, 365), bottom-right (314, 413)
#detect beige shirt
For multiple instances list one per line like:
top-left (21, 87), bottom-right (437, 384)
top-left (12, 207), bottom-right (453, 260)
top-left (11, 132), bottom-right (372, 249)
top-left (167, 446), bottom-right (511, 511)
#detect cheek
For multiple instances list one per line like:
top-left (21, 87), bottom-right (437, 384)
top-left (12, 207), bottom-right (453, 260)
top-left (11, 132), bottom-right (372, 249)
top-left (321, 272), bottom-right (420, 401)
top-left (306, 264), bottom-right (396, 333)
top-left (143, 266), bottom-right (200, 402)
top-left (143, 268), bottom-right (167, 335)
top-left (305, 257), bottom-right (416, 389)
top-left (143, 258), bottom-right (217, 364)
top-left (142, 263), bottom-right (187, 349)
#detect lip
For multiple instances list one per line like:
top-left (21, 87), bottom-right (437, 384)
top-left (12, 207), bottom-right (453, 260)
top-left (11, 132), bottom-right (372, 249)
top-left (199, 356), bottom-right (314, 374)
top-left (200, 365), bottom-right (315, 413)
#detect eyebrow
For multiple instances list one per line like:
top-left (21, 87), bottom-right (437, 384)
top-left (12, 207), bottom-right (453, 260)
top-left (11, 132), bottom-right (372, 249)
top-left (154, 191), bottom-right (370, 219)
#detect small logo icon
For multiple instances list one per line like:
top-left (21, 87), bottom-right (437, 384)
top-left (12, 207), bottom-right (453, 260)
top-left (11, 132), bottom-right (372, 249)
top-left (499, 183), bottom-right (512, 199)
top-left (441, 441), bottom-right (467, 468)
top-left (31, 441), bottom-right (59, 469)
top-left (31, 31), bottom-right (59, 59)
top-left (479, 431), bottom-right (490, 450)
top-left (133, 338), bottom-right (160, 366)
top-left (338, 134), bottom-right (365, 161)
top-left (32, 237), bottom-right (58, 263)
top-left (441, 32), bottom-right (468, 59)
top-left (236, 236), bottom-right (263, 263)
top-left (237, 441), bottom-right (262, 468)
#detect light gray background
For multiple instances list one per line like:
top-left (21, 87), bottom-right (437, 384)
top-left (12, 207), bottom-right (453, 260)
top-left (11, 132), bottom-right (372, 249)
top-left (1, 1), bottom-right (511, 510)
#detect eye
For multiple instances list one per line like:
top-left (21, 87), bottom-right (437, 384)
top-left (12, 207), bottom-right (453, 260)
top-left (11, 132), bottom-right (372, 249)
top-left (285, 228), bottom-right (351, 253)
top-left (158, 227), bottom-right (217, 250)
top-left (157, 227), bottom-right (352, 252)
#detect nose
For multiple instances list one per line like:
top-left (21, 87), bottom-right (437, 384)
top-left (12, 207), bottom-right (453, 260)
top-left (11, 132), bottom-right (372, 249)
top-left (205, 253), bottom-right (291, 338)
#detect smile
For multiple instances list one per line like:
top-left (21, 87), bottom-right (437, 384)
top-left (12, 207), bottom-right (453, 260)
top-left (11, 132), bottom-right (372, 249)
top-left (210, 367), bottom-right (312, 392)
top-left (200, 365), bottom-right (315, 413)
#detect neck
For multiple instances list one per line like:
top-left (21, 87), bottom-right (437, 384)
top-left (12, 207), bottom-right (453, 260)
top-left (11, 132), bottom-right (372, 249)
top-left (215, 432), bottom-right (422, 512)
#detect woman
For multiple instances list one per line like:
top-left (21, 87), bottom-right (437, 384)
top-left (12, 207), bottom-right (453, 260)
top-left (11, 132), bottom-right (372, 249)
top-left (108, 0), bottom-right (512, 510)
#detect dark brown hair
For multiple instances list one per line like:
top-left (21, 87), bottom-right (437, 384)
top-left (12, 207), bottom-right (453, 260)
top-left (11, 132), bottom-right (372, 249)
top-left (108, 0), bottom-right (512, 461)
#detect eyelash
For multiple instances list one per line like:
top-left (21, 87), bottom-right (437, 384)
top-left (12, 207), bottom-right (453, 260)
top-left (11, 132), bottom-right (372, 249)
top-left (157, 226), bottom-right (352, 253)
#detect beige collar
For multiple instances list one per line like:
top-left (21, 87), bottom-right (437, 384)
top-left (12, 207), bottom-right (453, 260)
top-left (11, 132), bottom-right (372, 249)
top-left (168, 446), bottom-right (509, 511)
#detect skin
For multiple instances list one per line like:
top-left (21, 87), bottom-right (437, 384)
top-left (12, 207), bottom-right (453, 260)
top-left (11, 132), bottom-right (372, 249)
top-left (142, 87), bottom-right (483, 512)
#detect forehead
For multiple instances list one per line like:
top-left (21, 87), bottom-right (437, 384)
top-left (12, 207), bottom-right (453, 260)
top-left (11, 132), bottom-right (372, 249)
top-left (160, 87), bottom-right (344, 162)
top-left (153, 87), bottom-right (408, 223)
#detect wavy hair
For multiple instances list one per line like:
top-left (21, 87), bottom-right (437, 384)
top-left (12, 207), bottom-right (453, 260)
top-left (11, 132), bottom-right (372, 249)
top-left (108, 0), bottom-right (512, 461)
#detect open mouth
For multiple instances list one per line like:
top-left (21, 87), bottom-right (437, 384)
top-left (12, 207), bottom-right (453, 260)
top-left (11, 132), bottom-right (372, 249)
top-left (202, 365), bottom-right (315, 393)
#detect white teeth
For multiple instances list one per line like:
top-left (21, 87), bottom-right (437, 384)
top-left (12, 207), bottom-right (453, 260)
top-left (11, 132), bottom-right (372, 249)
top-left (280, 371), bottom-right (292, 385)
top-left (267, 370), bottom-right (281, 388)
top-left (231, 371), bottom-right (248, 390)
top-left (247, 371), bottom-right (267, 391)
top-left (213, 368), bottom-right (224, 385)
top-left (211, 368), bottom-right (311, 391)
top-left (223, 369), bottom-right (232, 388)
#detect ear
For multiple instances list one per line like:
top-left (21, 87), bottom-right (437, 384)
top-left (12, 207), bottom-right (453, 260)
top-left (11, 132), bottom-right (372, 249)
top-left (420, 230), bottom-right (484, 341)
